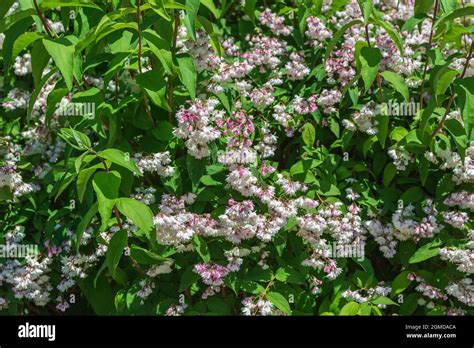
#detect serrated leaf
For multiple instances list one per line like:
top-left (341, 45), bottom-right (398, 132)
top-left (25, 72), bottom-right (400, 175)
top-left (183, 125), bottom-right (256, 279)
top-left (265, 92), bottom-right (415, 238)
top-left (136, 70), bottom-right (170, 112)
top-left (339, 301), bottom-right (360, 315)
top-left (358, 46), bottom-right (382, 91)
top-left (12, 32), bottom-right (44, 59)
top-left (116, 198), bottom-right (154, 235)
top-left (59, 128), bottom-right (92, 150)
top-left (130, 245), bottom-right (169, 264)
top-left (106, 229), bottom-right (128, 277)
top-left (92, 171), bottom-right (121, 228)
top-left (409, 239), bottom-right (443, 264)
top-left (98, 149), bottom-right (142, 176)
top-left (179, 265), bottom-right (200, 291)
top-left (391, 271), bottom-right (411, 296)
top-left (184, 0), bottom-right (200, 40)
top-left (42, 38), bottom-right (75, 90)
top-left (177, 56), bottom-right (197, 100)
top-left (76, 202), bottom-right (98, 252)
top-left (372, 296), bottom-right (398, 306)
top-left (267, 292), bottom-right (291, 315)
top-left (192, 235), bottom-right (211, 262)
top-left (302, 123), bottom-right (316, 147)
top-left (275, 266), bottom-right (305, 284)
top-left (380, 71), bottom-right (409, 102)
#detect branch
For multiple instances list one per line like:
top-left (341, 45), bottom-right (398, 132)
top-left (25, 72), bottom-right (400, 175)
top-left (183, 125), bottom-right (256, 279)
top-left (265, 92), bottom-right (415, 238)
top-left (431, 41), bottom-right (474, 137)
top-left (33, 0), bottom-right (53, 37)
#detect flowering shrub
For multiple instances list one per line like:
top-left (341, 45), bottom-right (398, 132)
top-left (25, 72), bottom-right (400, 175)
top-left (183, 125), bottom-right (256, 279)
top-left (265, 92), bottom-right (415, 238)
top-left (0, 0), bottom-right (473, 316)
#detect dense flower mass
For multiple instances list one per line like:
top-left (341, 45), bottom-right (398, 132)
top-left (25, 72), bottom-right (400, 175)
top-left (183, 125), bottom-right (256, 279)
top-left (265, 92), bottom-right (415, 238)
top-left (0, 0), bottom-right (473, 317)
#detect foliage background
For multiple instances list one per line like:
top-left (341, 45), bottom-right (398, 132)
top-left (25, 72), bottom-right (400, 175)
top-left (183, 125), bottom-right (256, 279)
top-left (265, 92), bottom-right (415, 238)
top-left (0, 0), bottom-right (473, 316)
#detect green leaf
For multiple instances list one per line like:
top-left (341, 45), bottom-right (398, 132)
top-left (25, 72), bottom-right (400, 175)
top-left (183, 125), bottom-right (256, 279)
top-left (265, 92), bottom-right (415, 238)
top-left (400, 293), bottom-right (419, 315)
top-left (419, 155), bottom-right (429, 185)
top-left (142, 29), bottom-right (173, 75)
top-left (339, 301), bottom-right (360, 315)
top-left (31, 40), bottom-right (51, 87)
top-left (0, 0), bottom-right (16, 19)
top-left (149, 0), bottom-right (171, 20)
top-left (401, 14), bottom-right (429, 31)
top-left (245, 267), bottom-right (273, 282)
top-left (77, 273), bottom-right (115, 315)
top-left (179, 265), bottom-right (200, 291)
top-left (244, 0), bottom-right (256, 21)
top-left (116, 198), bottom-right (154, 235)
top-left (440, 0), bottom-right (457, 14)
top-left (192, 235), bottom-right (211, 262)
top-left (184, 0), bottom-right (200, 40)
top-left (436, 173), bottom-right (455, 198)
top-left (130, 245), bottom-right (170, 264)
top-left (383, 163), bottom-right (397, 186)
top-left (454, 77), bottom-right (474, 140)
top-left (414, 0), bottom-right (434, 15)
top-left (177, 56), bottom-right (197, 100)
top-left (376, 113), bottom-right (389, 148)
top-left (275, 266), bottom-right (305, 284)
top-left (76, 202), bottom-right (98, 252)
top-left (372, 296), bottom-right (398, 306)
top-left (106, 229), bottom-right (128, 277)
top-left (302, 123), bottom-right (316, 147)
top-left (358, 46), bottom-right (382, 91)
top-left (432, 67), bottom-right (458, 103)
top-left (216, 91), bottom-right (232, 114)
top-left (409, 239), bottom-right (443, 264)
top-left (400, 186), bottom-right (424, 204)
top-left (380, 71), bottom-right (409, 102)
top-left (359, 0), bottom-right (373, 24)
top-left (371, 18), bottom-right (404, 55)
top-left (98, 149), bottom-right (142, 176)
top-left (39, 0), bottom-right (103, 11)
top-left (136, 70), bottom-right (170, 111)
top-left (92, 171), bottom-right (121, 228)
top-left (444, 119), bottom-right (467, 150)
top-left (54, 172), bottom-right (77, 201)
top-left (267, 292), bottom-right (291, 315)
top-left (77, 164), bottom-right (102, 202)
top-left (12, 32), bottom-right (44, 59)
top-left (42, 38), bottom-right (75, 90)
top-left (197, 15), bottom-right (223, 56)
top-left (0, 186), bottom-right (13, 201)
top-left (0, 9), bottom-right (35, 34)
top-left (207, 297), bottom-right (231, 315)
top-left (58, 128), bottom-right (92, 150)
top-left (186, 155), bottom-right (206, 190)
top-left (354, 258), bottom-right (374, 275)
top-left (152, 121), bottom-right (174, 141)
top-left (200, 0), bottom-right (219, 18)
top-left (200, 175), bottom-right (220, 186)
top-left (435, 6), bottom-right (474, 30)
top-left (358, 302), bottom-right (372, 315)
top-left (391, 271), bottom-right (412, 296)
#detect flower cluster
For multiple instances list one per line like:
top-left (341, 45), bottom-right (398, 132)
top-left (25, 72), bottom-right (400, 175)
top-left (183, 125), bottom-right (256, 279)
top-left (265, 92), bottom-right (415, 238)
top-left (174, 99), bottom-right (222, 159)
top-left (342, 282), bottom-right (391, 308)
